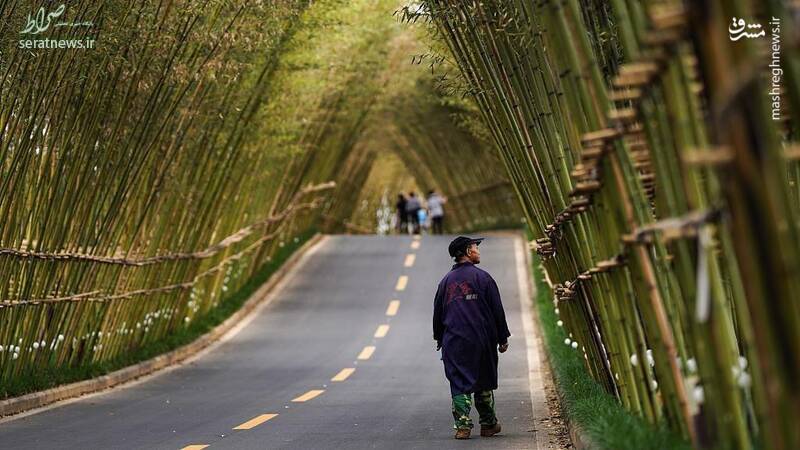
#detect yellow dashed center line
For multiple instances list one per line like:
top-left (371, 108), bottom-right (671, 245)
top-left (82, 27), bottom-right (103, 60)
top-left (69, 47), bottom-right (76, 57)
top-left (404, 254), bottom-right (416, 267)
top-left (385, 300), bottom-right (400, 316)
top-left (395, 275), bottom-right (408, 291)
top-left (332, 367), bottom-right (356, 382)
top-left (357, 345), bottom-right (376, 360)
top-left (374, 324), bottom-right (390, 338)
top-left (233, 413), bottom-right (278, 430)
top-left (181, 445), bottom-right (209, 450)
top-left (292, 389), bottom-right (325, 402)
top-left (410, 241), bottom-right (420, 250)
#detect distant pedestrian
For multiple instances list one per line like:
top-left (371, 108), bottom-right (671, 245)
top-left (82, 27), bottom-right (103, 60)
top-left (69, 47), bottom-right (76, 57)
top-left (405, 192), bottom-right (421, 234)
top-left (396, 193), bottom-right (407, 234)
top-left (427, 190), bottom-right (446, 234)
top-left (433, 236), bottom-right (510, 440)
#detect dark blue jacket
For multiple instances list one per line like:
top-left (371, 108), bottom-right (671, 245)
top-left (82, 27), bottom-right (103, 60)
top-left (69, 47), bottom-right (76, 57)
top-left (433, 261), bottom-right (511, 396)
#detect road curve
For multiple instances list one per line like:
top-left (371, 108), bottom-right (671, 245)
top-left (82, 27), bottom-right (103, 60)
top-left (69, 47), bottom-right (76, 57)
top-left (0, 234), bottom-right (550, 449)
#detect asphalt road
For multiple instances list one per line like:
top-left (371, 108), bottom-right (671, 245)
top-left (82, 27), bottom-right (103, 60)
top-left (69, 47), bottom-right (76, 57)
top-left (0, 234), bottom-right (552, 450)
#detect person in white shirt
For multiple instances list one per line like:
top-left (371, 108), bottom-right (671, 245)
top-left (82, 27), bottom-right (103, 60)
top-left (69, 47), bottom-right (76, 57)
top-left (427, 190), bottom-right (446, 234)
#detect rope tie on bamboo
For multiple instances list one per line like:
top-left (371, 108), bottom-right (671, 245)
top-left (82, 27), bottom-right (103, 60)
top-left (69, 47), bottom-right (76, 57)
top-left (553, 254), bottom-right (627, 304)
top-left (0, 182), bottom-right (335, 266)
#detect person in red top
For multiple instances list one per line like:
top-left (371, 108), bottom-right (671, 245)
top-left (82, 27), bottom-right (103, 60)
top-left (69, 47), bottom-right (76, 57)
top-left (433, 236), bottom-right (511, 439)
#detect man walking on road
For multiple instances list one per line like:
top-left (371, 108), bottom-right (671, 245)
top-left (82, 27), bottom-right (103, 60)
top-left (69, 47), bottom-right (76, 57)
top-left (433, 236), bottom-right (511, 440)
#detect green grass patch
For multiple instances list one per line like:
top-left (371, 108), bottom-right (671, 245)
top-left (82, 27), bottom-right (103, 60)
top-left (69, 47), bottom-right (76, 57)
top-left (530, 253), bottom-right (691, 450)
top-left (1, 229), bottom-right (316, 400)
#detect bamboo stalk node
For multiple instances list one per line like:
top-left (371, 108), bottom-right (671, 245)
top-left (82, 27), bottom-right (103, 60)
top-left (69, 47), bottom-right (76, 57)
top-left (581, 146), bottom-right (607, 160)
top-left (610, 89), bottom-right (643, 102)
top-left (648, 5), bottom-right (688, 32)
top-left (627, 209), bottom-right (722, 245)
top-left (570, 181), bottom-right (602, 196)
top-left (580, 128), bottom-right (620, 145)
top-left (613, 72), bottom-right (656, 88)
top-left (608, 108), bottom-right (638, 124)
top-left (596, 255), bottom-right (626, 271)
top-left (783, 145), bottom-right (800, 160)
top-left (641, 29), bottom-right (684, 48)
top-left (681, 147), bottom-right (734, 166)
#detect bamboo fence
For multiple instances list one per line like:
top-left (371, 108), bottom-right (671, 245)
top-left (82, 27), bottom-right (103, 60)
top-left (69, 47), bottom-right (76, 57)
top-left (415, 0), bottom-right (800, 448)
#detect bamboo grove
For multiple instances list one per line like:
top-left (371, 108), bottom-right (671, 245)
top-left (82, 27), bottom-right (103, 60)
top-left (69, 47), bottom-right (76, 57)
top-left (0, 0), bottom-right (518, 397)
top-left (413, 0), bottom-right (800, 449)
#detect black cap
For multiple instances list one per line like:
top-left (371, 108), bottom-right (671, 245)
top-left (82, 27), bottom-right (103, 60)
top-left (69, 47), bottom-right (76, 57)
top-left (448, 236), bottom-right (484, 258)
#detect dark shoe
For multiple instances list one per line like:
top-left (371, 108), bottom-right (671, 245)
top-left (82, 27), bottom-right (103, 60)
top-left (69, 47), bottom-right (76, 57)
top-left (454, 428), bottom-right (471, 439)
top-left (480, 423), bottom-right (501, 437)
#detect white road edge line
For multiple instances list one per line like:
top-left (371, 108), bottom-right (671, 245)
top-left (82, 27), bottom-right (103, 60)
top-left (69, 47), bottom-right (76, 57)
top-left (0, 236), bottom-right (330, 425)
top-left (514, 233), bottom-right (546, 450)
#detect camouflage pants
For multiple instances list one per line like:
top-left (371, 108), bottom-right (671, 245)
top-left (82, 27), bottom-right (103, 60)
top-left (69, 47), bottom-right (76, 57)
top-left (451, 390), bottom-right (497, 429)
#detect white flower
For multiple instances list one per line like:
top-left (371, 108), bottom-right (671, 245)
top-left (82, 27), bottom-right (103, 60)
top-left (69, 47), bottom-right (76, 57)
top-left (693, 386), bottom-right (705, 404)
top-left (646, 349), bottom-right (654, 367)
top-left (564, 338), bottom-right (571, 346)
top-left (58, 335), bottom-right (64, 341)
top-left (737, 372), bottom-right (752, 388)
top-left (0, 345), bottom-right (3, 352)
top-left (571, 341), bottom-right (578, 349)
top-left (33, 342), bottom-right (39, 349)
top-left (184, 317), bottom-right (190, 323)
top-left (738, 356), bottom-right (748, 370)
top-left (687, 358), bottom-right (697, 373)
top-left (12, 353), bottom-right (18, 359)
top-left (554, 308), bottom-right (559, 315)
top-left (556, 320), bottom-right (563, 327)
top-left (630, 353), bottom-right (638, 366)
top-left (40, 340), bottom-right (46, 347)
top-left (650, 380), bottom-right (658, 391)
